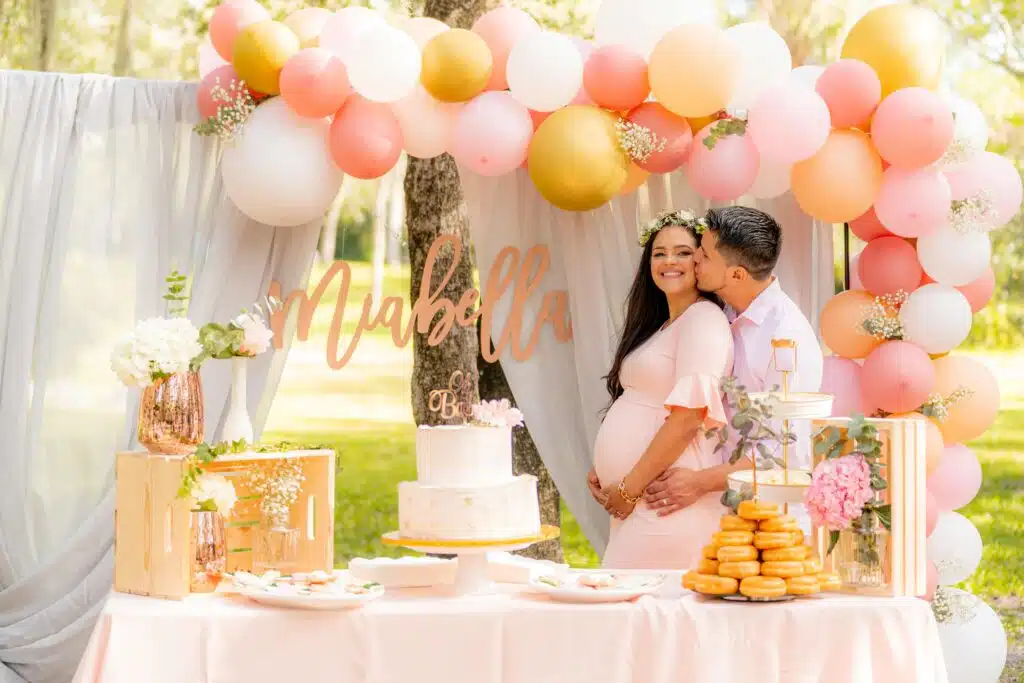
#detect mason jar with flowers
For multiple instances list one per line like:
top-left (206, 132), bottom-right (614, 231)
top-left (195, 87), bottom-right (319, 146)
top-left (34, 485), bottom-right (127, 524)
top-left (249, 457), bottom-right (305, 573)
top-left (183, 471), bottom-right (237, 592)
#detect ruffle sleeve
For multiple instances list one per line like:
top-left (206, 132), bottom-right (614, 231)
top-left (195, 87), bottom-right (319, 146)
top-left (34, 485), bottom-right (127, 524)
top-left (664, 372), bottom-right (728, 429)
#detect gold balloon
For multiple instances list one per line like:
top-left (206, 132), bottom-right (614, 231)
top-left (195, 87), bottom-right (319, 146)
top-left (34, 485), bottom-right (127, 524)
top-left (421, 29), bottom-right (492, 103)
top-left (687, 114), bottom-right (718, 135)
top-left (840, 4), bottom-right (946, 97)
top-left (528, 106), bottom-right (630, 212)
top-left (232, 21), bottom-right (300, 95)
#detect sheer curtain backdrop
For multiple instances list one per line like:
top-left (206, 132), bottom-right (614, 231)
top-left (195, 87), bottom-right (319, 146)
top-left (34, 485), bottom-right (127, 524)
top-left (462, 168), bottom-right (834, 554)
top-left (0, 70), bottom-right (318, 683)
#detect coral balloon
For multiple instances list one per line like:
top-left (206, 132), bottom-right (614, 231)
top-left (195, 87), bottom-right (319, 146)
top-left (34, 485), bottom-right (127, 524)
top-left (871, 88), bottom-right (954, 168)
top-left (584, 45), bottom-right (650, 111)
top-left (391, 87), bottom-right (462, 159)
top-left (625, 102), bottom-right (692, 174)
top-left (861, 341), bottom-right (936, 414)
top-left (815, 59), bottom-right (881, 130)
top-left (724, 22), bottom-right (793, 111)
top-left (197, 65), bottom-right (246, 119)
top-left (917, 227), bottom-right (991, 287)
top-left (402, 17), bottom-right (448, 49)
top-left (686, 124), bottom-right (759, 201)
top-left (472, 6), bottom-right (539, 91)
top-left (618, 164), bottom-right (650, 196)
top-left (283, 7), bottom-right (331, 48)
top-left (899, 284), bottom-right (973, 355)
top-left (929, 444), bottom-right (982, 512)
top-left (925, 490), bottom-right (939, 537)
top-left (527, 106), bottom-right (630, 212)
top-left (209, 0), bottom-right (270, 62)
top-left (957, 267), bottom-right (995, 313)
top-left (858, 236), bottom-right (923, 296)
top-left (822, 356), bottom-right (867, 417)
top-left (232, 21), bottom-right (300, 95)
top-left (421, 29), bottom-right (493, 103)
top-left (329, 96), bottom-right (402, 179)
top-left (279, 48), bottom-right (350, 118)
top-left (840, 4), bottom-right (946, 96)
top-left (451, 92), bottom-right (533, 176)
top-left (931, 355), bottom-right (1000, 443)
top-left (849, 208), bottom-right (892, 242)
top-left (874, 166), bottom-right (951, 238)
top-left (746, 83), bottom-right (831, 164)
top-left (348, 23), bottom-right (421, 103)
top-left (944, 151), bottom-right (1024, 230)
top-left (649, 24), bottom-right (740, 118)
top-left (791, 129), bottom-right (883, 223)
top-left (820, 290), bottom-right (882, 359)
top-left (319, 6), bottom-right (384, 66)
top-left (507, 31), bottom-right (582, 112)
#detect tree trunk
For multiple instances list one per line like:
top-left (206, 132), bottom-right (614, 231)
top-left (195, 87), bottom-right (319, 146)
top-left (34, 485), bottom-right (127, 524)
top-left (112, 0), bottom-right (134, 76)
top-left (36, 0), bottom-right (57, 71)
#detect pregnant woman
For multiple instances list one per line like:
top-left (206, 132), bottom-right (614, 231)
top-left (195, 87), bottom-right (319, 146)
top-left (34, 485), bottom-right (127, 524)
top-left (590, 210), bottom-right (735, 570)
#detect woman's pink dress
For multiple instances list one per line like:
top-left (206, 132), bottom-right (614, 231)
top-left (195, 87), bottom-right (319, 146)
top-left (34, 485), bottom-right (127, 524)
top-left (594, 300), bottom-right (735, 570)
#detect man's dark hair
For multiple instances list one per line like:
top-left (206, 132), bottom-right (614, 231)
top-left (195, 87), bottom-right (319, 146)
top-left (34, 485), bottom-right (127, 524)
top-left (704, 206), bottom-right (782, 281)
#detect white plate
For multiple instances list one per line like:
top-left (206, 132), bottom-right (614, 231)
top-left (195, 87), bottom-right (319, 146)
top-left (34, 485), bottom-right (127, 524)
top-left (529, 573), bottom-right (665, 604)
top-left (240, 582), bottom-right (384, 610)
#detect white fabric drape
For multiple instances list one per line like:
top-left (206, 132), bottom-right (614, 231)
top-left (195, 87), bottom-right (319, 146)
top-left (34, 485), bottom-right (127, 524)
top-left (462, 168), bottom-right (834, 554)
top-left (0, 71), bottom-right (318, 683)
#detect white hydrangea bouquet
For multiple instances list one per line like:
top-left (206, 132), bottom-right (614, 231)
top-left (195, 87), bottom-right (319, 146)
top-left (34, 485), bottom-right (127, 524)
top-left (471, 399), bottom-right (525, 428)
top-left (189, 472), bottom-right (238, 515)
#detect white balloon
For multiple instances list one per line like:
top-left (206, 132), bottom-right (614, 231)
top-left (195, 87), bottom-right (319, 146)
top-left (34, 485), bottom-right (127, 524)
top-left (221, 99), bottom-right (342, 227)
top-left (725, 22), bottom-right (793, 112)
top-left (594, 0), bottom-right (715, 57)
top-left (391, 86), bottom-right (463, 159)
top-left (788, 65), bottom-right (825, 90)
top-left (917, 226), bottom-right (991, 287)
top-left (197, 35), bottom-right (228, 79)
top-left (348, 23), bottom-right (421, 103)
top-left (936, 589), bottom-right (1008, 683)
top-left (319, 6), bottom-right (385, 66)
top-left (506, 31), bottom-right (582, 112)
top-left (941, 93), bottom-right (990, 169)
top-left (747, 161), bottom-right (792, 199)
top-left (927, 511), bottom-right (983, 585)
top-left (899, 284), bottom-right (973, 355)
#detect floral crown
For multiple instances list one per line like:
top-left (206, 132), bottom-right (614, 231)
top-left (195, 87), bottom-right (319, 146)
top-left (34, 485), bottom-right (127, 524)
top-left (638, 210), bottom-right (708, 247)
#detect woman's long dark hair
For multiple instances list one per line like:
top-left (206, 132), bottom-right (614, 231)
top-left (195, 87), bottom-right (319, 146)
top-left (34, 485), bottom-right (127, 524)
top-left (604, 223), bottom-right (722, 407)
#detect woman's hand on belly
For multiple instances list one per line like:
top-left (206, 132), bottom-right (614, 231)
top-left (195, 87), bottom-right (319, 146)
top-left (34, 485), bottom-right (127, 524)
top-left (643, 467), bottom-right (711, 516)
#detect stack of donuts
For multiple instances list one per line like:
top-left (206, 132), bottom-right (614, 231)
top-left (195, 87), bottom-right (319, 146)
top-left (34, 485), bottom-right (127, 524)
top-left (683, 499), bottom-right (841, 600)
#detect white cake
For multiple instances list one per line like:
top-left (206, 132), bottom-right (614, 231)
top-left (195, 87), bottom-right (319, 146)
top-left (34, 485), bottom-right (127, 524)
top-left (398, 425), bottom-right (541, 541)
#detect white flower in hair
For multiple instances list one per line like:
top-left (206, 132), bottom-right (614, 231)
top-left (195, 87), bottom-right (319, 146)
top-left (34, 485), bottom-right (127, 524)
top-left (471, 399), bottom-right (525, 428)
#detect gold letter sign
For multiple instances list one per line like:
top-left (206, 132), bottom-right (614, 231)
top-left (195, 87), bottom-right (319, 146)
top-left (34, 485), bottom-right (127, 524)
top-left (266, 235), bottom-right (573, 371)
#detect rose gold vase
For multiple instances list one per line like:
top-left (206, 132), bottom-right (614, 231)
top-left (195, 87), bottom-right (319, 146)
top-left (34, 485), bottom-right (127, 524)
top-left (138, 371), bottom-right (204, 454)
top-left (189, 510), bottom-right (226, 593)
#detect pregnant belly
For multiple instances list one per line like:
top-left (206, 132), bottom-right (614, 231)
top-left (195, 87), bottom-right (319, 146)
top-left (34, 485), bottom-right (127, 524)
top-left (593, 398), bottom-right (666, 486)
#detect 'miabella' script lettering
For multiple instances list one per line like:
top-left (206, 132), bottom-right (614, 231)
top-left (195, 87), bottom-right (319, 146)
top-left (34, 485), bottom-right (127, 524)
top-left (267, 235), bottom-right (573, 371)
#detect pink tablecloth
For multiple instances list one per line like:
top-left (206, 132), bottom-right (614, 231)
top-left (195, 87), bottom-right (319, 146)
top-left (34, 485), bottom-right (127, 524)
top-left (74, 585), bottom-right (948, 683)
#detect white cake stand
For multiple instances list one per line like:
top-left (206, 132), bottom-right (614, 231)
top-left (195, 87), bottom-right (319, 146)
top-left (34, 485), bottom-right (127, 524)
top-left (381, 525), bottom-right (560, 596)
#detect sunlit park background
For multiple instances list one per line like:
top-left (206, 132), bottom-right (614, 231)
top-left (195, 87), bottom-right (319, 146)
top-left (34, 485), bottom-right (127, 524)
top-left (4, 0), bottom-right (1021, 679)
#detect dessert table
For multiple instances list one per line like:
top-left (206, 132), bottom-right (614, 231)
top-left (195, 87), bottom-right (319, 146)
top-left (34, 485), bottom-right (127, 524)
top-left (74, 580), bottom-right (948, 683)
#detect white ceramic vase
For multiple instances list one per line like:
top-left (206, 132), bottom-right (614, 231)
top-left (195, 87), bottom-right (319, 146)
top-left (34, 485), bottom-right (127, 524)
top-left (222, 356), bottom-right (253, 444)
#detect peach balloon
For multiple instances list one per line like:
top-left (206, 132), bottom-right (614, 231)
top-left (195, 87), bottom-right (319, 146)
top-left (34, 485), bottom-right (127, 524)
top-left (870, 88), bottom-right (954, 168)
top-left (625, 102), bottom-right (692, 174)
top-left (849, 208), bottom-right (892, 242)
top-left (210, 0), bottom-right (271, 62)
top-left (820, 290), bottom-right (882, 359)
top-left (791, 129), bottom-right (883, 223)
top-left (958, 267), bottom-right (996, 313)
top-left (894, 412), bottom-right (946, 475)
top-left (685, 125), bottom-right (759, 202)
top-left (648, 24), bottom-right (740, 118)
top-left (618, 164), bottom-right (650, 196)
top-left (283, 7), bottom-right (332, 48)
top-left (857, 235), bottom-right (923, 296)
top-left (329, 96), bottom-right (403, 179)
top-left (280, 48), bottom-right (351, 119)
top-left (584, 45), bottom-right (649, 111)
top-left (932, 355), bottom-right (1001, 443)
top-left (815, 59), bottom-right (881, 130)
top-left (861, 341), bottom-right (935, 414)
top-left (472, 6), bottom-right (539, 91)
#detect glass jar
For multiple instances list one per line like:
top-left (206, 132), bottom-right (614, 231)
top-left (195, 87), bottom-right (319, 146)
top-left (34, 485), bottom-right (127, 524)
top-left (254, 512), bottom-right (299, 573)
top-left (837, 517), bottom-right (889, 588)
top-left (190, 510), bottom-right (226, 592)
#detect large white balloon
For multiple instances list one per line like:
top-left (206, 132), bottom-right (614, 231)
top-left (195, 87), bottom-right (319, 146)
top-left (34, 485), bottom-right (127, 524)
top-left (506, 31), bottom-right (582, 112)
top-left (221, 99), bottom-right (343, 227)
top-left (917, 227), bottom-right (991, 287)
top-left (391, 86), bottom-right (462, 159)
top-left (594, 0), bottom-right (715, 57)
top-left (941, 93), bottom-right (989, 169)
top-left (788, 64), bottom-right (825, 90)
top-left (899, 284), bottom-right (973, 355)
top-left (927, 511), bottom-right (983, 586)
top-left (198, 35), bottom-right (228, 79)
top-left (348, 23), bottom-right (421, 103)
top-left (724, 22), bottom-right (793, 111)
top-left (747, 161), bottom-right (792, 199)
top-left (319, 6), bottom-right (385, 66)
top-left (936, 589), bottom-right (1008, 683)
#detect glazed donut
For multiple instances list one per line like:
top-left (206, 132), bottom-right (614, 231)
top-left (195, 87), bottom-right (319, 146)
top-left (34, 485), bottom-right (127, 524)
top-left (789, 530), bottom-right (806, 545)
top-left (761, 545), bottom-right (809, 562)
top-left (698, 558), bottom-right (720, 575)
top-left (761, 560), bottom-right (805, 578)
top-left (754, 531), bottom-right (796, 550)
top-left (759, 515), bottom-right (800, 533)
top-left (739, 575), bottom-right (786, 599)
top-left (695, 574), bottom-right (739, 596)
top-left (682, 570), bottom-right (701, 591)
top-left (786, 575), bottom-right (821, 595)
top-left (817, 573), bottom-right (842, 591)
top-left (720, 515), bottom-right (758, 532)
top-left (702, 544), bottom-right (720, 560)
top-left (737, 499), bottom-right (781, 521)
top-left (713, 530), bottom-right (755, 547)
top-left (803, 558), bottom-right (823, 575)
top-left (718, 560), bottom-right (761, 579)
top-left (717, 544), bottom-right (758, 563)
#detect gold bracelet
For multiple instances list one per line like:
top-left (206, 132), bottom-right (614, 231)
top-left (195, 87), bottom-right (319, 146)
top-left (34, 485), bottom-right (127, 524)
top-left (617, 480), bottom-right (643, 504)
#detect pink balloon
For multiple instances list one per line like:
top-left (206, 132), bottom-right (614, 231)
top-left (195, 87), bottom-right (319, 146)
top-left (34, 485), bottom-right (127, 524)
top-left (928, 444), bottom-right (983, 512)
top-left (815, 59), bottom-right (881, 129)
top-left (747, 83), bottom-right (831, 165)
top-left (850, 254), bottom-right (864, 289)
top-left (849, 208), bottom-right (893, 242)
top-left (329, 95), bottom-right (403, 179)
top-left (858, 235), bottom-right (923, 296)
top-left (873, 166), bottom-right (951, 238)
top-left (861, 341), bottom-right (936, 414)
top-left (822, 356), bottom-right (867, 417)
top-left (280, 49), bottom-right (351, 119)
top-left (626, 102), bottom-right (693, 174)
top-left (957, 267), bottom-right (996, 312)
top-left (925, 489), bottom-right (939, 537)
top-left (922, 561), bottom-right (938, 601)
top-left (584, 45), bottom-right (649, 111)
top-left (686, 125), bottom-right (759, 201)
top-left (472, 6), bottom-right (539, 91)
top-left (944, 151), bottom-right (1024, 229)
top-left (209, 0), bottom-right (270, 62)
top-left (451, 92), bottom-right (532, 176)
top-left (197, 65), bottom-right (245, 119)
top-left (870, 88), bottom-right (954, 168)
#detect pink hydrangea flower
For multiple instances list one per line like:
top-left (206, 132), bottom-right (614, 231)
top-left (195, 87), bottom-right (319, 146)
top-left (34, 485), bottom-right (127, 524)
top-left (803, 454), bottom-right (874, 531)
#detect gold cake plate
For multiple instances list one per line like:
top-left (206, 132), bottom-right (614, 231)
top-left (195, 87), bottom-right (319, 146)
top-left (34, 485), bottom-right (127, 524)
top-left (719, 594), bottom-right (797, 603)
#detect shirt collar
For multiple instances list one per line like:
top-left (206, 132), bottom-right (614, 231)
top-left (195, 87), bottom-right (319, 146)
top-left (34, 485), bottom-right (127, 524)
top-left (728, 278), bottom-right (781, 326)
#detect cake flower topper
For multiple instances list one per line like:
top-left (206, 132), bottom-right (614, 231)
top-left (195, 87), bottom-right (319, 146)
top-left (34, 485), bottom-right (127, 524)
top-left (427, 370), bottom-right (525, 428)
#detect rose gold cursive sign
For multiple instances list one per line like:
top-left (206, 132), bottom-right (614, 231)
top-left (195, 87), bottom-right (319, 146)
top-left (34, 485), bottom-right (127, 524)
top-left (267, 235), bottom-right (573, 371)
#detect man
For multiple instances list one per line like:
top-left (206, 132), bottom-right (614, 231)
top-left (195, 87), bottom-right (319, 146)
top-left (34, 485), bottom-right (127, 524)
top-left (644, 206), bottom-right (823, 519)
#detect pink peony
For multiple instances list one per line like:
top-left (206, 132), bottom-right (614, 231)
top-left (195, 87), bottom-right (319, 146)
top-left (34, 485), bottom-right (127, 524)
top-left (804, 454), bottom-right (874, 530)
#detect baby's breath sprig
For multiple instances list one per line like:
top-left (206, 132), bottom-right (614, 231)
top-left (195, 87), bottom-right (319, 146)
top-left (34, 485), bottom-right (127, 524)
top-left (194, 78), bottom-right (257, 144)
top-left (615, 119), bottom-right (666, 164)
top-left (948, 190), bottom-right (996, 233)
top-left (248, 458), bottom-right (305, 527)
top-left (638, 209), bottom-right (708, 247)
top-left (861, 291), bottom-right (907, 341)
top-left (702, 117), bottom-right (747, 151)
top-left (931, 586), bottom-right (979, 625)
top-left (919, 387), bottom-right (975, 422)
top-left (939, 138), bottom-right (974, 168)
